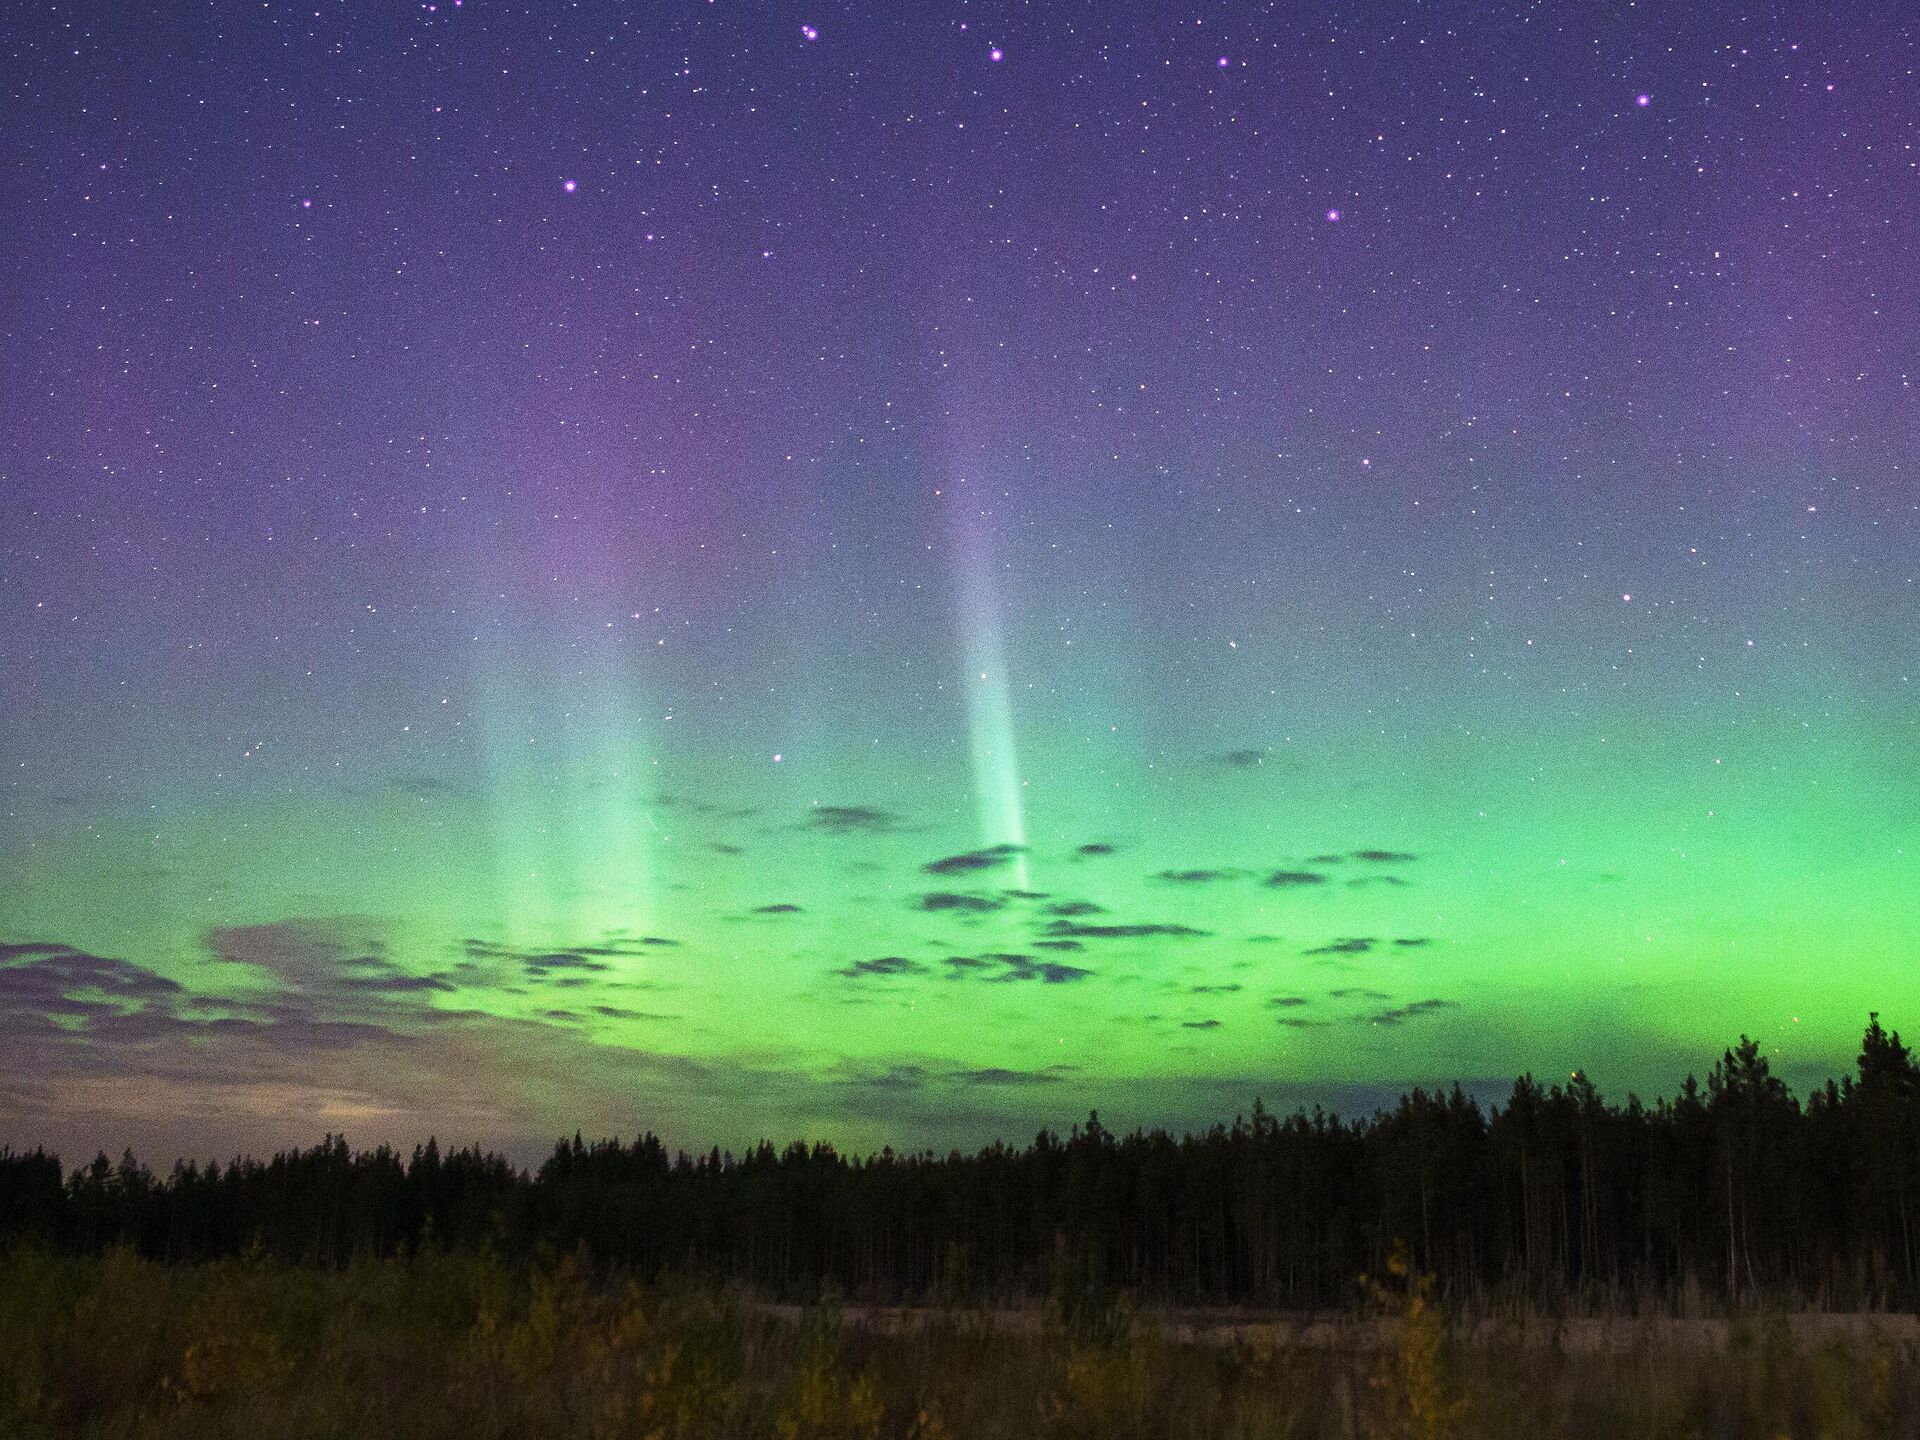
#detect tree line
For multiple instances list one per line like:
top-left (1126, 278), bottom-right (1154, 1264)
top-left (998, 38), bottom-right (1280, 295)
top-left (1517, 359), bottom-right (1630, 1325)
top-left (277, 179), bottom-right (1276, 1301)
top-left (3, 1018), bottom-right (1917, 1310)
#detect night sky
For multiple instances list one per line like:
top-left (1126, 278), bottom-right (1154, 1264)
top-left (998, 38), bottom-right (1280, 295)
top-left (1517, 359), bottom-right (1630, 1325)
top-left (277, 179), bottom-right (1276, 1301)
top-left (4, 1), bottom-right (1917, 1164)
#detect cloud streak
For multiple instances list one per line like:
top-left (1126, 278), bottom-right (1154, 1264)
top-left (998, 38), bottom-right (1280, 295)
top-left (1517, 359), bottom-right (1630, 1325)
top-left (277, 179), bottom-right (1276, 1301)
top-left (805, 805), bottom-right (903, 835)
top-left (838, 956), bottom-right (930, 980)
top-left (945, 953), bottom-right (1093, 984)
top-left (1305, 937), bottom-right (1378, 956)
top-left (924, 844), bottom-right (1026, 876)
top-left (920, 892), bottom-right (1006, 914)
top-left (1366, 998), bottom-right (1457, 1026)
top-left (1041, 920), bottom-right (1208, 942)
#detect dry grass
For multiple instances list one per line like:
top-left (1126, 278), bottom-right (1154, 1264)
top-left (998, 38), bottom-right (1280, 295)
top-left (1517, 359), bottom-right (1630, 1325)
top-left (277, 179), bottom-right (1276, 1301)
top-left (0, 1245), bottom-right (1914, 1439)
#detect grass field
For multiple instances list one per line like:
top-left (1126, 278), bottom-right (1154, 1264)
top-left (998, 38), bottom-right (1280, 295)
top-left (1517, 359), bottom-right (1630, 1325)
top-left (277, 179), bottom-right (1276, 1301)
top-left (2, 1245), bottom-right (1915, 1439)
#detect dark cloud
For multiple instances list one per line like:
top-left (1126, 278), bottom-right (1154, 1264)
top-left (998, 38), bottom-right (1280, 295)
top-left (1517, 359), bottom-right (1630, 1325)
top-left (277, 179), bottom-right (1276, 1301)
top-left (1190, 983), bottom-right (1242, 995)
top-left (1305, 937), bottom-right (1377, 956)
top-left (1, 924), bottom-right (776, 1167)
top-left (521, 955), bottom-right (612, 975)
top-left (1221, 749), bottom-right (1266, 768)
top-left (805, 805), bottom-right (903, 835)
top-left (1041, 920), bottom-right (1208, 942)
top-left (591, 1005), bottom-right (677, 1021)
top-left (1330, 987), bottom-right (1393, 1001)
top-left (0, 928), bottom-right (1482, 1166)
top-left (834, 1061), bottom-right (1078, 1094)
top-left (711, 843), bottom-right (745, 856)
top-left (1181, 1019), bottom-right (1223, 1030)
top-left (1073, 842), bottom-right (1116, 857)
top-left (1365, 999), bottom-right (1457, 1026)
top-left (212, 922), bottom-right (372, 988)
top-left (226, 925), bottom-right (677, 1018)
top-left (1307, 855), bottom-right (1344, 866)
top-left (1277, 1017), bottom-right (1333, 1030)
top-left (838, 955), bottom-right (930, 980)
top-left (462, 934), bottom-right (675, 972)
top-left (1353, 849), bottom-right (1418, 863)
top-left (1244, 933), bottom-right (1285, 945)
top-left (1154, 869), bottom-right (1244, 884)
top-left (1265, 870), bottom-right (1329, 888)
top-left (1266, 995), bottom-right (1311, 1009)
top-left (126, 1012), bottom-right (397, 1050)
top-left (1347, 875), bottom-right (1410, 889)
top-left (989, 952), bottom-right (1092, 985)
top-left (1045, 900), bottom-right (1106, 917)
top-left (954, 1066), bottom-right (1075, 1087)
top-left (0, 944), bottom-right (184, 1009)
top-left (0, 942), bottom-right (79, 962)
top-left (1024, 961), bottom-right (1092, 985)
top-left (753, 903), bottom-right (804, 915)
top-left (946, 953), bottom-right (1092, 984)
top-left (1, 925), bottom-right (475, 1063)
top-left (919, 892), bottom-right (1005, 914)
top-left (923, 844), bottom-right (1026, 876)
top-left (833, 1062), bottom-right (934, 1093)
top-left (1033, 939), bottom-right (1086, 952)
top-left (339, 973), bottom-right (456, 994)
top-left (1394, 937), bottom-right (1434, 948)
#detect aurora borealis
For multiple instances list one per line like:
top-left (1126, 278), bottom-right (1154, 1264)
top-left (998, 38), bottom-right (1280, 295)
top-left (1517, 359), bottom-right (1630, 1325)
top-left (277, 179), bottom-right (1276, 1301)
top-left (3, 1), bottom-right (1916, 1164)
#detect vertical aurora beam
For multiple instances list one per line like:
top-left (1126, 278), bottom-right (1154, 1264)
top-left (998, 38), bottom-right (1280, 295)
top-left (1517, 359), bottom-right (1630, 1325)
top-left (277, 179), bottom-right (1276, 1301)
top-left (555, 640), bottom-right (660, 941)
top-left (459, 513), bottom-right (659, 951)
top-left (952, 498), bottom-right (1031, 891)
top-left (467, 627), bottom-right (561, 949)
top-left (467, 629), bottom-right (660, 948)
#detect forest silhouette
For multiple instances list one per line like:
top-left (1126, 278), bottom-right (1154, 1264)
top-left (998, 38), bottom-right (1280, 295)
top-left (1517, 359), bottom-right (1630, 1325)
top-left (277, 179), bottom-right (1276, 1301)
top-left (5, 1017), bottom-right (1917, 1311)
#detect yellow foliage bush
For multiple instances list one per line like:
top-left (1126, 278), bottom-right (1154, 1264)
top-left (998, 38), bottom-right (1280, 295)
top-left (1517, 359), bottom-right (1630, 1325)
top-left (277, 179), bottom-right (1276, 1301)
top-left (774, 1335), bottom-right (884, 1440)
top-left (1361, 1241), bottom-right (1469, 1440)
